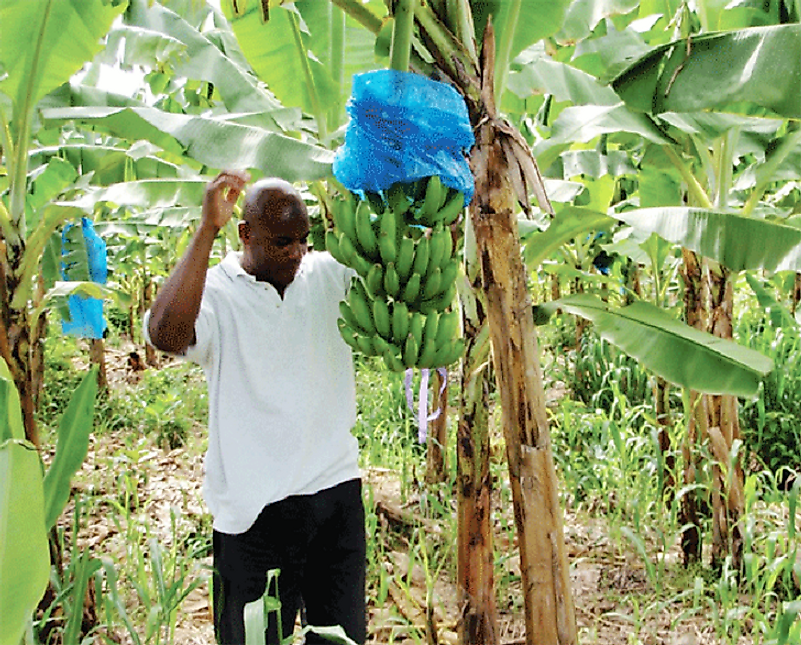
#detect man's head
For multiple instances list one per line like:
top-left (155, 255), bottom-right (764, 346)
top-left (239, 178), bottom-right (310, 293)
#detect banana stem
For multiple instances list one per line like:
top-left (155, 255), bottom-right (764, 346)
top-left (447, 0), bottom-right (477, 62)
top-left (287, 9), bottom-right (328, 140)
top-left (329, 3), bottom-right (346, 130)
top-left (390, 0), bottom-right (418, 72)
top-left (328, 0), bottom-right (383, 34)
top-left (663, 145), bottom-right (713, 209)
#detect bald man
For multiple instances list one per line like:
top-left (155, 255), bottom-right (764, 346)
top-left (146, 171), bottom-right (366, 645)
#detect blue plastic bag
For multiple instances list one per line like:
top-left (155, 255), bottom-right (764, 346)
top-left (61, 217), bottom-right (107, 339)
top-left (333, 70), bottom-right (475, 202)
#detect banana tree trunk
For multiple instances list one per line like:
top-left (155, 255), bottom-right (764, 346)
top-left (469, 119), bottom-right (577, 645)
top-left (705, 263), bottom-right (744, 570)
top-left (426, 368), bottom-right (449, 484)
top-left (456, 215), bottom-right (497, 644)
top-left (1, 242), bottom-right (38, 446)
top-left (792, 272), bottom-right (801, 314)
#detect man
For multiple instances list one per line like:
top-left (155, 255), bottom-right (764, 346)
top-left (146, 170), bottom-right (366, 645)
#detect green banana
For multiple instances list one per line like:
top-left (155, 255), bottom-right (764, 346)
top-left (325, 230), bottom-right (347, 265)
top-left (391, 301), bottom-right (410, 346)
top-left (411, 236), bottom-right (430, 278)
top-left (400, 272), bottom-right (422, 305)
top-left (435, 310), bottom-right (460, 348)
top-left (372, 335), bottom-right (392, 357)
top-left (365, 264), bottom-right (385, 299)
top-left (382, 344), bottom-right (406, 372)
top-left (387, 182), bottom-right (411, 217)
top-left (332, 196), bottom-right (357, 243)
top-left (378, 207), bottom-right (398, 265)
top-left (348, 280), bottom-right (376, 335)
top-left (423, 311), bottom-right (439, 348)
top-left (418, 175), bottom-right (446, 224)
top-left (416, 335), bottom-right (439, 369)
top-left (372, 298), bottom-right (392, 339)
top-left (339, 300), bottom-right (366, 335)
top-left (440, 226), bottom-right (453, 267)
top-left (355, 333), bottom-right (376, 357)
top-left (409, 312), bottom-right (425, 350)
top-left (419, 284), bottom-right (457, 314)
top-left (403, 333), bottom-right (420, 368)
top-left (426, 225), bottom-right (448, 278)
top-left (383, 262), bottom-right (401, 298)
top-left (355, 200), bottom-right (380, 262)
top-left (395, 237), bottom-right (415, 283)
top-left (437, 190), bottom-right (465, 226)
top-left (339, 231), bottom-right (372, 276)
top-left (439, 257), bottom-right (459, 294)
top-left (336, 318), bottom-right (360, 352)
top-left (421, 267), bottom-right (442, 301)
top-left (433, 337), bottom-right (466, 368)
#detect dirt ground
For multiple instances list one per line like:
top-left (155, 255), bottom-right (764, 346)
top-left (61, 346), bottom-right (750, 645)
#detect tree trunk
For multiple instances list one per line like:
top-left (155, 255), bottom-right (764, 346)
top-left (457, 319), bottom-right (496, 644)
top-left (90, 338), bottom-right (108, 392)
top-left (654, 376), bottom-right (676, 507)
top-left (705, 263), bottom-right (744, 571)
top-left (469, 121), bottom-right (577, 644)
top-left (426, 367), bottom-right (449, 485)
top-left (792, 272), bottom-right (801, 314)
top-left (31, 274), bottom-right (48, 410)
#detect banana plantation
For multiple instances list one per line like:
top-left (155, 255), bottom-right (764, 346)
top-left (4, 0), bottom-right (801, 644)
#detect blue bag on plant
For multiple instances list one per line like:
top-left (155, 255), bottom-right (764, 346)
top-left (333, 69), bottom-right (475, 202)
top-left (60, 217), bottom-right (108, 340)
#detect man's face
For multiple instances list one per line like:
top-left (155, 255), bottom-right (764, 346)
top-left (240, 187), bottom-right (310, 292)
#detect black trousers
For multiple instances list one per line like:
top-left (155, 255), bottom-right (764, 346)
top-left (212, 478), bottom-right (366, 645)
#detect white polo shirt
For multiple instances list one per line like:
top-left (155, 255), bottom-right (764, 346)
top-left (146, 251), bottom-right (360, 534)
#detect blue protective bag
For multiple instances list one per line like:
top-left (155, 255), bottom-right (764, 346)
top-left (61, 217), bottom-right (108, 339)
top-left (333, 70), bottom-right (475, 202)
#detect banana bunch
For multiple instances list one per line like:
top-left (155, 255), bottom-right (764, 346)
top-left (326, 176), bottom-right (466, 371)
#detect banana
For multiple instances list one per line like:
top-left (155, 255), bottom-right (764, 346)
top-left (395, 237), bottom-right (415, 283)
top-left (355, 333), bottom-right (376, 357)
top-left (435, 310), bottom-right (460, 348)
top-left (423, 311), bottom-right (439, 348)
top-left (378, 207), bottom-right (398, 265)
top-left (372, 335), bottom-right (392, 357)
top-left (439, 257), bottom-right (459, 293)
top-left (372, 298), bottom-right (392, 339)
top-left (400, 271), bottom-right (422, 305)
top-left (348, 280), bottom-right (376, 335)
top-left (437, 190), bottom-right (465, 226)
top-left (365, 263), bottom-right (386, 299)
top-left (332, 196), bottom-right (357, 243)
top-left (416, 335), bottom-right (439, 369)
top-left (387, 182), bottom-right (411, 217)
top-left (409, 311), bottom-right (425, 350)
top-left (419, 284), bottom-right (457, 314)
top-left (355, 200), bottom-right (380, 262)
top-left (421, 267), bottom-right (442, 301)
top-left (339, 300), bottom-right (367, 335)
top-left (336, 318), bottom-right (361, 352)
top-left (403, 333), bottom-right (420, 368)
top-left (339, 231), bottom-right (372, 276)
top-left (418, 175), bottom-right (446, 224)
top-left (391, 301), bottom-right (410, 346)
top-left (382, 344), bottom-right (406, 372)
top-left (433, 337), bottom-right (466, 368)
top-left (440, 225), bottom-right (453, 267)
top-left (426, 225), bottom-right (448, 279)
top-left (325, 230), bottom-right (347, 265)
top-left (411, 236), bottom-right (430, 278)
top-left (383, 262), bottom-right (401, 298)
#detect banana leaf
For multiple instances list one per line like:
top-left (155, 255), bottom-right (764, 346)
top-left (41, 106), bottom-right (334, 183)
top-left (0, 439), bottom-right (49, 645)
top-left (614, 207), bottom-right (801, 273)
top-left (124, 0), bottom-right (291, 118)
top-left (42, 366), bottom-right (98, 530)
top-left (612, 24), bottom-right (801, 118)
top-left (522, 206), bottom-right (615, 269)
top-left (535, 294), bottom-right (773, 398)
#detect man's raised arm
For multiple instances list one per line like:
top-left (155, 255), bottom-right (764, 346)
top-left (147, 170), bottom-right (249, 354)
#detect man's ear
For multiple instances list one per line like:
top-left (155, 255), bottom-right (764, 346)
top-left (238, 220), bottom-right (249, 244)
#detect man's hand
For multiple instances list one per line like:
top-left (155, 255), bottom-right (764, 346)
top-left (202, 170), bottom-right (251, 230)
